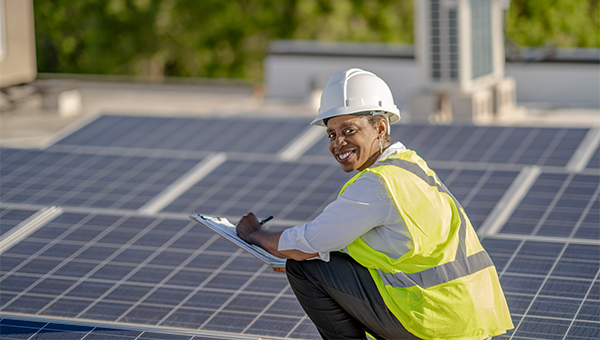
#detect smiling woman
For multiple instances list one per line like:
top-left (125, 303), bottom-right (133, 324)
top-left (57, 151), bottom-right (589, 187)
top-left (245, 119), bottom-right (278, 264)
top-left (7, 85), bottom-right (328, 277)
top-left (326, 114), bottom-right (387, 172)
top-left (236, 68), bottom-right (513, 340)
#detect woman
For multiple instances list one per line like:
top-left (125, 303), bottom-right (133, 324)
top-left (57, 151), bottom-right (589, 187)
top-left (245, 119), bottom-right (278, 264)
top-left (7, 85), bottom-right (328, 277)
top-left (236, 68), bottom-right (513, 340)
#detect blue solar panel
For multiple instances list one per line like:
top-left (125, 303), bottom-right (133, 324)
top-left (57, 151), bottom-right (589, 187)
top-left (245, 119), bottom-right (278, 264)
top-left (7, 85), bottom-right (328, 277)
top-left (482, 238), bottom-right (600, 340)
top-left (162, 160), bottom-right (352, 221)
top-left (0, 208), bottom-right (37, 238)
top-left (0, 317), bottom-right (253, 339)
top-left (55, 115), bottom-right (311, 154)
top-left (304, 124), bottom-right (589, 166)
top-left (500, 173), bottom-right (600, 239)
top-left (587, 145), bottom-right (600, 169)
top-left (0, 149), bottom-right (200, 210)
top-left (435, 169), bottom-right (519, 230)
top-left (0, 212), bottom-right (320, 339)
top-left (2, 112), bottom-right (597, 340)
top-left (165, 160), bottom-right (518, 233)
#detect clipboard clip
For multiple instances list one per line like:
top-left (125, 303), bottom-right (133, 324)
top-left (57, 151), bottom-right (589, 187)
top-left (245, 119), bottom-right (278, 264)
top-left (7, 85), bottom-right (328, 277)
top-left (197, 214), bottom-right (223, 223)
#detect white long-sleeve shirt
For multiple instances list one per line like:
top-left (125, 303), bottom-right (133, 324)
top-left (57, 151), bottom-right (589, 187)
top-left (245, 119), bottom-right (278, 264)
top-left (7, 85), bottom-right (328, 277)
top-left (278, 142), bottom-right (414, 262)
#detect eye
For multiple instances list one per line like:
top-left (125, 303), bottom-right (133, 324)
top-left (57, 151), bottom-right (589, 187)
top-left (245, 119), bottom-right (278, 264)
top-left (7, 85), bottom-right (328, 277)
top-left (328, 132), bottom-right (336, 139)
top-left (343, 128), bottom-right (356, 135)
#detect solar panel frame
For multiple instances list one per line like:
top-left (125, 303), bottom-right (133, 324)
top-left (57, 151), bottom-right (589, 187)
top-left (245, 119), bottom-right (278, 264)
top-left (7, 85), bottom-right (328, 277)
top-left (0, 208), bottom-right (38, 238)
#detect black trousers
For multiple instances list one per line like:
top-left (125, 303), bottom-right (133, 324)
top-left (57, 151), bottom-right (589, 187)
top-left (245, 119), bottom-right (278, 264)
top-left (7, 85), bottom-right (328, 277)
top-left (285, 252), bottom-right (421, 340)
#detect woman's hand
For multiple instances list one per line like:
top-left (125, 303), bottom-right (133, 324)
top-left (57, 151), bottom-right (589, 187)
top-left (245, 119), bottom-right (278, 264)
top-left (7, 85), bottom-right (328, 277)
top-left (236, 212), bottom-right (261, 244)
top-left (236, 212), bottom-right (318, 262)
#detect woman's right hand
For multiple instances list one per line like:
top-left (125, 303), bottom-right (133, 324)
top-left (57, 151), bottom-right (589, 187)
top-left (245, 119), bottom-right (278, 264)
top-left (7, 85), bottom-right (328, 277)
top-left (236, 212), bottom-right (261, 244)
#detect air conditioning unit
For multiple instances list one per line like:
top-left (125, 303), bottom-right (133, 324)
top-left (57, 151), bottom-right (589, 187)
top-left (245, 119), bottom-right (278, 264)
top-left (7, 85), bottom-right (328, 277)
top-left (410, 0), bottom-right (520, 122)
top-left (0, 0), bottom-right (36, 88)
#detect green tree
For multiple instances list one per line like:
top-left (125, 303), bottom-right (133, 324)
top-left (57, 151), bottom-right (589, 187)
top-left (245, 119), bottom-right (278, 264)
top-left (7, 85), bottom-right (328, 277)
top-left (34, 0), bottom-right (413, 80)
top-left (506, 0), bottom-right (600, 47)
top-left (33, 0), bottom-right (599, 80)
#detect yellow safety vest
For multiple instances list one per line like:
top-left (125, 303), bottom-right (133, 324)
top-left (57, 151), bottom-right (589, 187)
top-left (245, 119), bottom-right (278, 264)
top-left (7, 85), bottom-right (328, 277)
top-left (339, 150), bottom-right (513, 340)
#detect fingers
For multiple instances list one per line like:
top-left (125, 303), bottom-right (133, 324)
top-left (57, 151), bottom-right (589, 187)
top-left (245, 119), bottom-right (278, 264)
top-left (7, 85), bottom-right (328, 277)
top-left (240, 212), bottom-right (259, 225)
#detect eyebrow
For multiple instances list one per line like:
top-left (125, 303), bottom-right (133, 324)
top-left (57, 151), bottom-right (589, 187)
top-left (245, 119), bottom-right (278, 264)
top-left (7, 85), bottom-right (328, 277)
top-left (327, 121), bottom-right (357, 133)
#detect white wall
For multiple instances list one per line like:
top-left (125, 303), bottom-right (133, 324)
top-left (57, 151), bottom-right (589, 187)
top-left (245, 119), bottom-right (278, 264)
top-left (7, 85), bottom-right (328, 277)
top-left (265, 55), bottom-right (419, 110)
top-left (505, 62), bottom-right (600, 106)
top-left (265, 55), bottom-right (600, 108)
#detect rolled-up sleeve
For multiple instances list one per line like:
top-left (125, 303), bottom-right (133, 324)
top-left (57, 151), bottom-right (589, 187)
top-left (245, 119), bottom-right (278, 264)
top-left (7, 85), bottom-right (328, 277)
top-left (278, 173), bottom-right (394, 262)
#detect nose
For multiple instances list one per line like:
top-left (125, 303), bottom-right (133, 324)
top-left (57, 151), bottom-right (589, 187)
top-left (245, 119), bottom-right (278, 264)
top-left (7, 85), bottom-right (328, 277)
top-left (333, 135), bottom-right (346, 149)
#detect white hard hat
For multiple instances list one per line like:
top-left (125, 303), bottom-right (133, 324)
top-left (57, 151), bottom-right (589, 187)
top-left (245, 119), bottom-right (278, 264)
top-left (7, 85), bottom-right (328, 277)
top-left (311, 68), bottom-right (401, 126)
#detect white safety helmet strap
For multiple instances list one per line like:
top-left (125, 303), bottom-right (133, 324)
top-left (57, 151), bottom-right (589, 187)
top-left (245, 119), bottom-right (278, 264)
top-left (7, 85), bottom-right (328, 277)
top-left (311, 68), bottom-right (401, 127)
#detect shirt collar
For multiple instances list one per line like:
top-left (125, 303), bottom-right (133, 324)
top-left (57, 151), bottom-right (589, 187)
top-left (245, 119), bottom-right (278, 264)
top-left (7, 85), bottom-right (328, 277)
top-left (376, 141), bottom-right (406, 163)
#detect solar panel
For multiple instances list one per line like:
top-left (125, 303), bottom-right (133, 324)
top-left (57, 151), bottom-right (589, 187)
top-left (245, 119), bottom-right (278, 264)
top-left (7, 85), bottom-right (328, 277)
top-left (0, 148), bottom-right (201, 210)
top-left (0, 208), bottom-right (37, 238)
top-left (499, 172), bottom-right (600, 239)
top-left (162, 159), bottom-right (352, 221)
top-left (0, 317), bottom-right (262, 339)
top-left (0, 212), bottom-right (320, 339)
top-left (1, 112), bottom-right (597, 340)
top-left (55, 115), bottom-right (311, 154)
top-left (304, 124), bottom-right (589, 166)
top-left (587, 145), bottom-right (600, 169)
top-left (482, 238), bottom-right (599, 339)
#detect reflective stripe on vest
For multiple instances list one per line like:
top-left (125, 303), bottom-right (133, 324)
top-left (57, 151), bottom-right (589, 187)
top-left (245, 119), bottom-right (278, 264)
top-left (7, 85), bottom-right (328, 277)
top-left (377, 250), bottom-right (494, 289)
top-left (370, 157), bottom-right (494, 289)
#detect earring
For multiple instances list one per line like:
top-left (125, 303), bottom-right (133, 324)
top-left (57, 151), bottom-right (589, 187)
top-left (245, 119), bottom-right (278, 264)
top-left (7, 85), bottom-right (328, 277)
top-left (379, 138), bottom-right (383, 153)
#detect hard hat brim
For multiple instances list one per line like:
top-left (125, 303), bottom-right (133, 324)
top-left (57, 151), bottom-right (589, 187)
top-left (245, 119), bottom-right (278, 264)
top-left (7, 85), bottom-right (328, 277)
top-left (310, 106), bottom-right (401, 126)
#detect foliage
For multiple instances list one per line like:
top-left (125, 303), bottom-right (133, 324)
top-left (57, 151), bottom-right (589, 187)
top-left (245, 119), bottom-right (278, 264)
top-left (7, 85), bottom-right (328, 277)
top-left (505, 0), bottom-right (600, 48)
top-left (33, 0), bottom-right (598, 80)
top-left (34, 0), bottom-right (413, 80)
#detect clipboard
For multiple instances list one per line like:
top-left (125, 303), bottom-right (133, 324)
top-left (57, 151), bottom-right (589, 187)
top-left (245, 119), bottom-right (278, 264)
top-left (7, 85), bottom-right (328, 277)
top-left (189, 213), bottom-right (287, 268)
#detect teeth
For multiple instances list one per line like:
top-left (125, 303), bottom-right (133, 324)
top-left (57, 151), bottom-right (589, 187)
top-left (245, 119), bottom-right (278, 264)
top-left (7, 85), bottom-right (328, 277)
top-left (338, 150), bottom-right (353, 160)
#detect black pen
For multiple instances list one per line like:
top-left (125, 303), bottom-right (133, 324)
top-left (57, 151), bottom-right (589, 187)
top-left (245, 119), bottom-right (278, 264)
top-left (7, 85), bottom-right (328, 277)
top-left (259, 214), bottom-right (274, 225)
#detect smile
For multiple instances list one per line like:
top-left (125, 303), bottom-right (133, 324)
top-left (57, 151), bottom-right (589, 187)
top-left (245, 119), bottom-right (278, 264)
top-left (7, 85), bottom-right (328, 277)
top-left (336, 149), bottom-right (356, 162)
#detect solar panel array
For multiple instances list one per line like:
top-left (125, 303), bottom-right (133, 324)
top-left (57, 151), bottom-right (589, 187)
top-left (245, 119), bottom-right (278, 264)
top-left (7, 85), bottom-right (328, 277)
top-left (1, 114), bottom-right (598, 340)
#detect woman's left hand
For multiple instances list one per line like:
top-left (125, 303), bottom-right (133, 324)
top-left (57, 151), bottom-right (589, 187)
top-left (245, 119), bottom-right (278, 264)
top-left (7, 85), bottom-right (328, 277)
top-left (236, 212), bottom-right (261, 244)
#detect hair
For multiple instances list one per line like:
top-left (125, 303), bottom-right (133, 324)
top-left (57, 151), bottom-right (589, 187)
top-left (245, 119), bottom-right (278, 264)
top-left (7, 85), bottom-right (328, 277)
top-left (365, 115), bottom-right (391, 144)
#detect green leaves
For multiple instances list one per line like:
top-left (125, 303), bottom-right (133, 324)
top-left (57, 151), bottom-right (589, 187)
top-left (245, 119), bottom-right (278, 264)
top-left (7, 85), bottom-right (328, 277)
top-left (33, 0), bottom-right (599, 80)
top-left (506, 0), bottom-right (600, 48)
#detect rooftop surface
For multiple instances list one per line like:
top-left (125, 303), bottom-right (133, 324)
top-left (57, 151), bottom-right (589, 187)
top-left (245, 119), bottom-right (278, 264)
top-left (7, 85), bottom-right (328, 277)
top-left (0, 78), bottom-right (599, 340)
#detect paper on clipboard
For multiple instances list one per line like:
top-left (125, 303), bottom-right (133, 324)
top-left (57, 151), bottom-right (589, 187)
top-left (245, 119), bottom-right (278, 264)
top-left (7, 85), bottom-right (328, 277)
top-left (189, 213), bottom-right (287, 268)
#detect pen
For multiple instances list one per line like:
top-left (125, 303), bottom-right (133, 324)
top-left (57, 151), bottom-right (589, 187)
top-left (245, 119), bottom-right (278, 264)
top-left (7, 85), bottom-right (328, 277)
top-left (259, 214), bottom-right (274, 225)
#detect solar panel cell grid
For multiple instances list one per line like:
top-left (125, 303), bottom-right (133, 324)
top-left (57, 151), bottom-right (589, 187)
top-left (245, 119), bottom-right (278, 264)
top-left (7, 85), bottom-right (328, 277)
top-left (0, 149), bottom-right (201, 210)
top-left (0, 317), bottom-right (244, 340)
top-left (0, 213), bottom-right (320, 339)
top-left (1, 115), bottom-right (597, 339)
top-left (484, 239), bottom-right (600, 340)
top-left (163, 160), bottom-right (351, 221)
top-left (500, 173), bottom-right (600, 238)
top-left (55, 115), bottom-right (311, 154)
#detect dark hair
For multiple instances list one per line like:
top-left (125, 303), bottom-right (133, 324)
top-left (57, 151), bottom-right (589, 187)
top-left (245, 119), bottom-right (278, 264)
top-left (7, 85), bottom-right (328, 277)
top-left (365, 115), bottom-right (391, 144)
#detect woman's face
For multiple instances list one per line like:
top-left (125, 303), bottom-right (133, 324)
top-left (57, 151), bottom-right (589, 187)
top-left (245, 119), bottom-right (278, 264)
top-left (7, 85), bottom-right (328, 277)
top-left (326, 115), bottom-right (381, 172)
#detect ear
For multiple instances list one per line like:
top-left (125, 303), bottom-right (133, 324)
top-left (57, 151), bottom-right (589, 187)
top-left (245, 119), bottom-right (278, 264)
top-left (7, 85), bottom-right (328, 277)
top-left (377, 117), bottom-right (387, 137)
